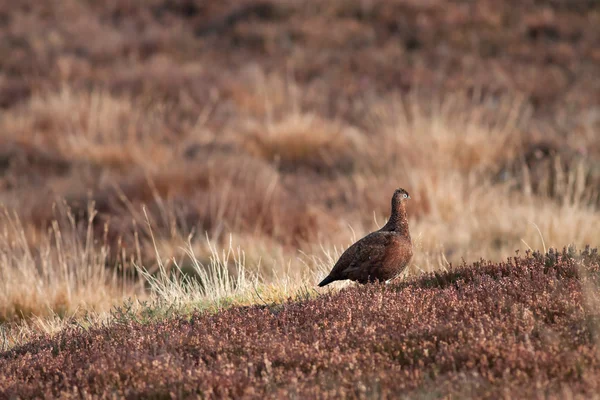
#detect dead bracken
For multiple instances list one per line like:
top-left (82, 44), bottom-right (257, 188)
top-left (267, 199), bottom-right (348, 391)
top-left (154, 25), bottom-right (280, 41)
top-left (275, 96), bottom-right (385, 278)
top-left (1, 248), bottom-right (599, 399)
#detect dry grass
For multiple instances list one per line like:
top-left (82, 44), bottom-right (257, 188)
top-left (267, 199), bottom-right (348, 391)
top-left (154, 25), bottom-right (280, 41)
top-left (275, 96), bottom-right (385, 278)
top-left (243, 111), bottom-right (358, 173)
top-left (0, 205), bottom-right (139, 323)
top-left (0, 88), bottom-right (176, 167)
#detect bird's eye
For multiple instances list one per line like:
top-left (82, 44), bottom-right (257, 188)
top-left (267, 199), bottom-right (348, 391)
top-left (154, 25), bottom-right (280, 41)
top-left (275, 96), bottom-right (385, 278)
top-left (403, 193), bottom-right (408, 198)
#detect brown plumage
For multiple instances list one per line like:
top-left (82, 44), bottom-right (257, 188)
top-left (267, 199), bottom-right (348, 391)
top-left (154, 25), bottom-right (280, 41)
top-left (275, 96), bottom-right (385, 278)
top-left (318, 188), bottom-right (413, 286)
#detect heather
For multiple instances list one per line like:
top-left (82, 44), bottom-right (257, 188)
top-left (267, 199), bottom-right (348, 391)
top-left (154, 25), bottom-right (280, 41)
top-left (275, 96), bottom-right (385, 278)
top-left (2, 249), bottom-right (600, 398)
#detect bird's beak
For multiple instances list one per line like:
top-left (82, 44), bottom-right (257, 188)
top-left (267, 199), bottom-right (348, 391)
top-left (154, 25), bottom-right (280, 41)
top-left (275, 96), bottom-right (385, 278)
top-left (407, 195), bottom-right (411, 199)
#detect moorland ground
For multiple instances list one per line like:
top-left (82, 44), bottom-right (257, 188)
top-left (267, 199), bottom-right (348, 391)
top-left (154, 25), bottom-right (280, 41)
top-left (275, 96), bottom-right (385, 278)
top-left (1, 0), bottom-right (600, 397)
top-left (2, 249), bottom-right (600, 398)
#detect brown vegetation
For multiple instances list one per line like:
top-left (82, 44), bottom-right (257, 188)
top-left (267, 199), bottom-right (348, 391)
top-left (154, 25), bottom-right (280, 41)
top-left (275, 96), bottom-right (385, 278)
top-left (1, 249), bottom-right (599, 398)
top-left (0, 2), bottom-right (599, 390)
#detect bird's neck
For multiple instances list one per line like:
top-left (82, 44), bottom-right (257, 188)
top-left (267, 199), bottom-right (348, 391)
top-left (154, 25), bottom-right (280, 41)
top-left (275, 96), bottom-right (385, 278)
top-left (382, 201), bottom-right (411, 238)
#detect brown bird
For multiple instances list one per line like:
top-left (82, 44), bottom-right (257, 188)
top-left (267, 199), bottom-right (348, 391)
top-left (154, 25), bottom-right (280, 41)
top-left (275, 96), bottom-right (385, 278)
top-left (318, 188), bottom-right (413, 286)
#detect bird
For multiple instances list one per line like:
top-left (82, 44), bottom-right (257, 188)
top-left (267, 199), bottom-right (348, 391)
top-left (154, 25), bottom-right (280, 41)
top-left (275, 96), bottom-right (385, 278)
top-left (318, 188), bottom-right (413, 286)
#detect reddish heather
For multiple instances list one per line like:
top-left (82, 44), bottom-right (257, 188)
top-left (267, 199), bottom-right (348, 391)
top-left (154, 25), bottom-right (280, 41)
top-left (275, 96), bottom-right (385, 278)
top-left (1, 249), bottom-right (599, 399)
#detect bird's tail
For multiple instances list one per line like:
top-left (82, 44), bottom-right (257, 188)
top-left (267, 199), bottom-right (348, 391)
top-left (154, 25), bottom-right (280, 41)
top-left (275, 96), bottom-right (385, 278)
top-left (318, 275), bottom-right (336, 287)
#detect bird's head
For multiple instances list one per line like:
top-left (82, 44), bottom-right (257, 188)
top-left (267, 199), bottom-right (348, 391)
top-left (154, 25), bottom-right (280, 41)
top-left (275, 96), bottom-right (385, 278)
top-left (393, 188), bottom-right (411, 203)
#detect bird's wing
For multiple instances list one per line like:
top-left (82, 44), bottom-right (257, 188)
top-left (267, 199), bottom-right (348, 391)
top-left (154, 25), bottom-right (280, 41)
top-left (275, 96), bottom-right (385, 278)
top-left (328, 232), bottom-right (392, 280)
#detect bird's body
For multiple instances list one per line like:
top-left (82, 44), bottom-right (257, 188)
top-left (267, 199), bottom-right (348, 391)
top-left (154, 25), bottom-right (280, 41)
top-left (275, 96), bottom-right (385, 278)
top-left (318, 188), bottom-right (413, 286)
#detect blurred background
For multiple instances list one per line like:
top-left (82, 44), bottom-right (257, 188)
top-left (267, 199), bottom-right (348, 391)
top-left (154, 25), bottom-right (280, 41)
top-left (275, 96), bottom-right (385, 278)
top-left (0, 0), bottom-right (599, 323)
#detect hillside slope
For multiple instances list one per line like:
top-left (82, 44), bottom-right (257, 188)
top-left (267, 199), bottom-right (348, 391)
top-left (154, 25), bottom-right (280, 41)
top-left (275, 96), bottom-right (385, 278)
top-left (2, 249), bottom-right (599, 399)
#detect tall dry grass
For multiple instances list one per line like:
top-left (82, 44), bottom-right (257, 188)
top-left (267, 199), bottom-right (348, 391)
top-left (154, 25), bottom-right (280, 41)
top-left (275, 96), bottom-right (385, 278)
top-left (0, 204), bottom-right (140, 323)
